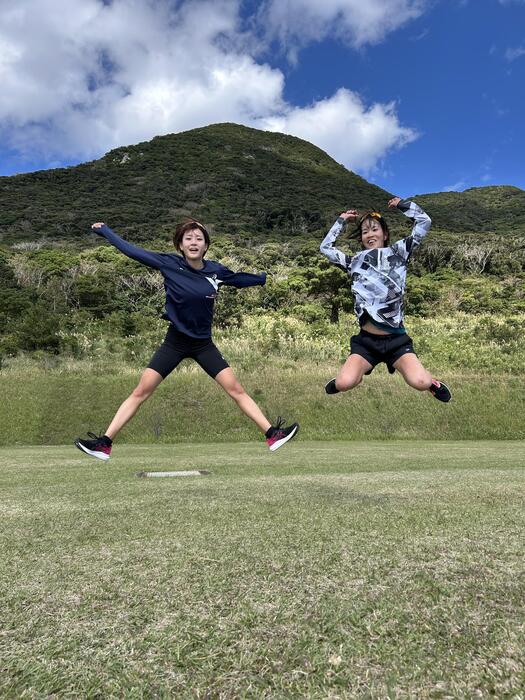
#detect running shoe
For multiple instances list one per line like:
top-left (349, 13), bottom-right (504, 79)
top-left (325, 378), bottom-right (339, 394)
top-left (429, 379), bottom-right (452, 403)
top-left (75, 432), bottom-right (112, 461)
top-left (266, 418), bottom-right (299, 451)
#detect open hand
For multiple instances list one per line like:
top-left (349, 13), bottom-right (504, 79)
top-left (91, 222), bottom-right (106, 231)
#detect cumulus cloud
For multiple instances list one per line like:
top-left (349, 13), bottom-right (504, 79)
top-left (0, 0), bottom-right (284, 158)
top-left (257, 89), bottom-right (418, 174)
top-left (0, 0), bottom-right (420, 176)
top-left (256, 0), bottom-right (428, 55)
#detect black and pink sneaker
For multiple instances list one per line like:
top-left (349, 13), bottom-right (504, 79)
top-left (429, 379), bottom-right (452, 403)
top-left (75, 433), bottom-right (112, 461)
top-left (265, 418), bottom-right (299, 452)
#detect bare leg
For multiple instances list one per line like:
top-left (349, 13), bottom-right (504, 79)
top-left (393, 353), bottom-right (433, 391)
top-left (105, 368), bottom-right (164, 440)
top-left (214, 368), bottom-right (272, 433)
top-left (335, 354), bottom-right (374, 392)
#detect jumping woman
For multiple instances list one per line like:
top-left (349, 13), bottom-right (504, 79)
top-left (75, 220), bottom-right (299, 459)
top-left (320, 197), bottom-right (451, 402)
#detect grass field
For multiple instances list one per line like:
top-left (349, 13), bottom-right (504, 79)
top-left (2, 441), bottom-right (525, 698)
top-left (3, 367), bottom-right (525, 445)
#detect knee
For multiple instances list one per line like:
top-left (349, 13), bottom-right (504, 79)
top-left (336, 374), bottom-right (362, 392)
top-left (132, 383), bottom-right (155, 402)
top-left (226, 380), bottom-right (246, 401)
top-left (408, 374), bottom-right (432, 391)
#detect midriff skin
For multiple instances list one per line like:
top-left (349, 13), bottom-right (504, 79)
top-left (362, 320), bottom-right (391, 336)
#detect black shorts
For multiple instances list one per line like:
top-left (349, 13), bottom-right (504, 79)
top-left (147, 325), bottom-right (229, 379)
top-left (350, 328), bottom-right (416, 375)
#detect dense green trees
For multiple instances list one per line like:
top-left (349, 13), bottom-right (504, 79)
top-left (0, 123), bottom-right (523, 361)
top-left (1, 227), bottom-right (524, 358)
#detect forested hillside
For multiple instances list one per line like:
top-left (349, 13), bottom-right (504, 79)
top-left (0, 123), bottom-right (524, 367)
top-left (417, 186), bottom-right (525, 233)
top-left (2, 123), bottom-right (524, 244)
top-left (0, 123), bottom-right (393, 244)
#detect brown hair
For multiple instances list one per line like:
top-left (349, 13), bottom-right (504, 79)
top-left (173, 219), bottom-right (211, 256)
top-left (352, 211), bottom-right (390, 245)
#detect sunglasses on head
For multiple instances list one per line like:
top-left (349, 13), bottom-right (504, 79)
top-left (358, 211), bottom-right (382, 224)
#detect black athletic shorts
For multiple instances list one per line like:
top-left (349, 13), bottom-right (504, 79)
top-left (147, 325), bottom-right (229, 379)
top-left (350, 328), bottom-right (416, 375)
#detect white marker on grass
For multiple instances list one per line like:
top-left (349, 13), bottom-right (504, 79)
top-left (137, 470), bottom-right (211, 478)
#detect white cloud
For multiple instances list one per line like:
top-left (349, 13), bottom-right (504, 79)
top-left (410, 28), bottom-right (429, 41)
top-left (257, 89), bottom-right (418, 174)
top-left (0, 0), bottom-right (283, 158)
top-left (0, 0), bottom-right (420, 177)
top-left (443, 180), bottom-right (467, 192)
top-left (505, 46), bottom-right (525, 61)
top-left (257, 0), bottom-right (428, 53)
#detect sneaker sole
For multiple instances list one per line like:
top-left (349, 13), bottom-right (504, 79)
top-left (75, 440), bottom-right (111, 461)
top-left (429, 382), bottom-right (452, 403)
top-left (269, 425), bottom-right (299, 452)
top-left (325, 378), bottom-right (339, 395)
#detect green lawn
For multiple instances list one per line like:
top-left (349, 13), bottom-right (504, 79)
top-left (2, 441), bottom-right (525, 698)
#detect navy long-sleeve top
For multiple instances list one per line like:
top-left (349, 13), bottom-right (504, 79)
top-left (95, 225), bottom-right (266, 338)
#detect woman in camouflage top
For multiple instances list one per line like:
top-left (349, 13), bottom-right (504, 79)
top-left (320, 196), bottom-right (451, 402)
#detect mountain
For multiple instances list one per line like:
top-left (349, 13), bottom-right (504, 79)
top-left (416, 186), bottom-right (525, 234)
top-left (1, 123), bottom-right (523, 246)
top-left (0, 123), bottom-right (392, 245)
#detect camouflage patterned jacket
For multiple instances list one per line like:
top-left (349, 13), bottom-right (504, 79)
top-left (320, 200), bottom-right (431, 329)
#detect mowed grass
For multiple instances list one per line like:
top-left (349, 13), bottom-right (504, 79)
top-left (1, 441), bottom-right (525, 698)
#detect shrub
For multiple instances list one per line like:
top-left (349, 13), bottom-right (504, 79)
top-left (16, 303), bottom-right (61, 353)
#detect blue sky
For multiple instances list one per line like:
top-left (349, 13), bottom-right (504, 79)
top-left (1, 0), bottom-right (524, 196)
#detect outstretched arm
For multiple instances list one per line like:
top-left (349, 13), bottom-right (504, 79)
top-left (91, 223), bottom-right (166, 270)
top-left (216, 266), bottom-right (267, 289)
top-left (319, 210), bottom-right (358, 268)
top-left (388, 198), bottom-right (431, 259)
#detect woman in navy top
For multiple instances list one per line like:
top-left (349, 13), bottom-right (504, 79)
top-left (75, 219), bottom-right (299, 459)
